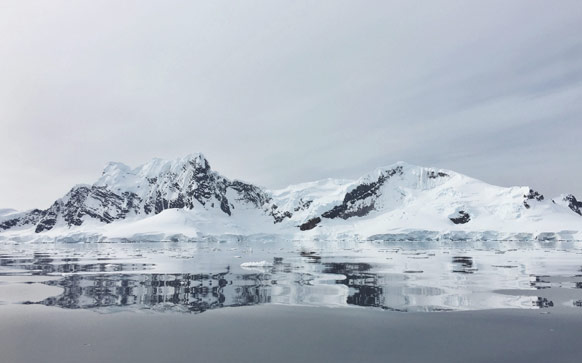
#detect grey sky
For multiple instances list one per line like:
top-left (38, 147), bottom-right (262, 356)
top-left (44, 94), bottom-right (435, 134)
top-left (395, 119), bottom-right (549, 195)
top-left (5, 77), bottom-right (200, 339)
top-left (1, 0), bottom-right (581, 210)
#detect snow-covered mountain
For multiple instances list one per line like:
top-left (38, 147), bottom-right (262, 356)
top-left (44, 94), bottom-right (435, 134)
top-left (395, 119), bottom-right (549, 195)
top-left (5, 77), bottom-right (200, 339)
top-left (1, 153), bottom-right (580, 242)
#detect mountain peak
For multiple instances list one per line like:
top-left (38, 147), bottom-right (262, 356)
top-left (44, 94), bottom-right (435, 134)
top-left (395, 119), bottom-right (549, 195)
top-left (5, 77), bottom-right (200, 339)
top-left (169, 153), bottom-right (210, 170)
top-left (139, 152), bottom-right (210, 172)
top-left (97, 153), bottom-right (211, 187)
top-left (182, 152), bottom-right (208, 164)
top-left (2, 153), bottom-right (581, 241)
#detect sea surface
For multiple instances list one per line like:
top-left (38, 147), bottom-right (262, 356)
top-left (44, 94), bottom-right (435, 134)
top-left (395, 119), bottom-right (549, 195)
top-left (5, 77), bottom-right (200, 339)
top-left (1, 239), bottom-right (582, 313)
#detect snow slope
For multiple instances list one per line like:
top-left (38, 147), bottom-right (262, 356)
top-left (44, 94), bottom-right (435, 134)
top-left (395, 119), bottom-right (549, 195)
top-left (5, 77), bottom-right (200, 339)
top-left (1, 155), bottom-right (580, 242)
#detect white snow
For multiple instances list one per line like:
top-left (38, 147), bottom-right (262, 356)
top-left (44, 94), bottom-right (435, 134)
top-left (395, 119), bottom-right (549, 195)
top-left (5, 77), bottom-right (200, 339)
top-left (0, 209), bottom-right (18, 217)
top-left (1, 156), bottom-right (581, 242)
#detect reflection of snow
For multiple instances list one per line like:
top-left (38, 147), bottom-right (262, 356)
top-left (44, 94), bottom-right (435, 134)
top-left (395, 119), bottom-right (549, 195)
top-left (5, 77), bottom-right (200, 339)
top-left (1, 239), bottom-right (580, 313)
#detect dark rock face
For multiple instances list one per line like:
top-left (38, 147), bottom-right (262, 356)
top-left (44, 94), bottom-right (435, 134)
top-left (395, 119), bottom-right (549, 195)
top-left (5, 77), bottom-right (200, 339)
top-left (32, 185), bottom-right (143, 233)
top-left (35, 218), bottom-right (57, 233)
top-left (427, 171), bottom-right (449, 179)
top-left (322, 203), bottom-right (376, 220)
top-left (0, 209), bottom-right (45, 232)
top-left (0, 218), bottom-right (18, 230)
top-left (299, 217), bottom-right (321, 231)
top-left (271, 206), bottom-right (292, 224)
top-left (322, 166), bottom-right (403, 220)
top-left (230, 181), bottom-right (270, 208)
top-left (563, 194), bottom-right (582, 216)
top-left (525, 189), bottom-right (544, 201)
top-left (138, 162), bottom-right (275, 219)
top-left (294, 199), bottom-right (313, 212)
top-left (450, 211), bottom-right (471, 224)
top-left (523, 189), bottom-right (544, 209)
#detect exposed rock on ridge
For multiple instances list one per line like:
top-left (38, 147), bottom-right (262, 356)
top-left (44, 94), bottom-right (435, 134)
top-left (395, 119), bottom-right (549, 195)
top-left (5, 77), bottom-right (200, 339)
top-left (321, 166), bottom-right (404, 220)
top-left (561, 194), bottom-right (582, 216)
top-left (1, 155), bottom-right (581, 241)
top-left (0, 154), bottom-right (283, 233)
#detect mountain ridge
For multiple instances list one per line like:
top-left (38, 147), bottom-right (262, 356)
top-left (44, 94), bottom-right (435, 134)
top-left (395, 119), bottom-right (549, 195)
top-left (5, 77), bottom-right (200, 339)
top-left (1, 153), bottom-right (580, 242)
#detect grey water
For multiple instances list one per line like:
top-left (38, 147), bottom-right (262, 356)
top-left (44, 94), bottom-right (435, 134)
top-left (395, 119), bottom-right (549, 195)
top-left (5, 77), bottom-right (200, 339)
top-left (1, 239), bottom-right (582, 314)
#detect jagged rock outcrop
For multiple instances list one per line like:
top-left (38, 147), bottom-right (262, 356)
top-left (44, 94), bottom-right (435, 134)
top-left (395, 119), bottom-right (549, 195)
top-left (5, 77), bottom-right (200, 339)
top-left (523, 189), bottom-right (544, 209)
top-left (321, 166), bottom-right (404, 220)
top-left (299, 217), bottom-right (321, 231)
top-left (294, 199), bottom-right (313, 212)
top-left (34, 185), bottom-right (143, 233)
top-left (562, 194), bottom-right (582, 216)
top-left (449, 211), bottom-right (471, 225)
top-left (0, 154), bottom-right (286, 233)
top-left (0, 209), bottom-right (45, 231)
top-left (427, 171), bottom-right (448, 179)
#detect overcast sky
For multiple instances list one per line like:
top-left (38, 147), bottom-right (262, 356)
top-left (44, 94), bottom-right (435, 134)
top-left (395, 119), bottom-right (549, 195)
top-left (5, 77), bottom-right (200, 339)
top-left (1, 0), bottom-right (581, 210)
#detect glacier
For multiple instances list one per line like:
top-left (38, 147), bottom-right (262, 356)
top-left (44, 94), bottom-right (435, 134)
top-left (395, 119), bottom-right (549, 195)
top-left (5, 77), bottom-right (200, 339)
top-left (0, 153), bottom-right (580, 242)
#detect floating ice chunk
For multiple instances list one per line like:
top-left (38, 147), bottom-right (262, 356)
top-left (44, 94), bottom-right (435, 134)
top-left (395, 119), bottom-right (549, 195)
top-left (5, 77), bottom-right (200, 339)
top-left (240, 260), bottom-right (272, 268)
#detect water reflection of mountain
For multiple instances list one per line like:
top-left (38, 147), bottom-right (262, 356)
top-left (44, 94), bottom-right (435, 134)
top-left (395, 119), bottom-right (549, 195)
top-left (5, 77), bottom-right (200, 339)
top-left (38, 270), bottom-right (272, 313)
top-left (16, 257), bottom-right (458, 313)
top-left (1, 251), bottom-right (553, 314)
top-left (322, 262), bottom-right (387, 309)
top-left (322, 262), bottom-right (446, 312)
top-left (0, 253), bottom-right (153, 275)
top-left (451, 256), bottom-right (477, 274)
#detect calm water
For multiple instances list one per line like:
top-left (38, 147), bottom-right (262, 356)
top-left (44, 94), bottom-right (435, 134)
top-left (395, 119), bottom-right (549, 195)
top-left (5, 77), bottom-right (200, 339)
top-left (1, 239), bottom-right (581, 313)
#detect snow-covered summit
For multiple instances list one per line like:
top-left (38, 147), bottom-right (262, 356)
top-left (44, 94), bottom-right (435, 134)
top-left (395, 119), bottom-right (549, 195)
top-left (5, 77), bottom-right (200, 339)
top-left (96, 153), bottom-right (210, 192)
top-left (0, 154), bottom-right (580, 242)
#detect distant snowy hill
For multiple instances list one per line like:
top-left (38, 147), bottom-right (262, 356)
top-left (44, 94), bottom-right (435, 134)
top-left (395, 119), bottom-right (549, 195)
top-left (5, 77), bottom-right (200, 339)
top-left (1, 153), bottom-right (580, 242)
